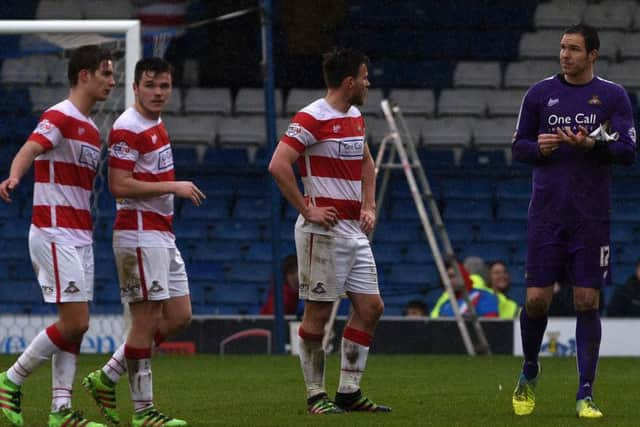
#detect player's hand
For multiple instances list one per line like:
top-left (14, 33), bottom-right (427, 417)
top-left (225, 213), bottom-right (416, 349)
top-left (537, 133), bottom-right (561, 157)
top-left (360, 206), bottom-right (376, 235)
top-left (0, 178), bottom-right (19, 203)
top-left (172, 181), bottom-right (206, 206)
top-left (556, 126), bottom-right (594, 150)
top-left (304, 205), bottom-right (339, 230)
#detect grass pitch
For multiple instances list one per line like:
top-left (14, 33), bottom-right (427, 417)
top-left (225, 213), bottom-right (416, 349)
top-left (0, 354), bottom-right (636, 426)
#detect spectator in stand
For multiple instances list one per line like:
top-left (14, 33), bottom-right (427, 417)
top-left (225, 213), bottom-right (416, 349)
top-left (606, 258), bottom-right (640, 317)
top-left (430, 261), bottom-right (499, 318)
top-left (488, 260), bottom-right (519, 319)
top-left (403, 300), bottom-right (427, 317)
top-left (261, 254), bottom-right (301, 315)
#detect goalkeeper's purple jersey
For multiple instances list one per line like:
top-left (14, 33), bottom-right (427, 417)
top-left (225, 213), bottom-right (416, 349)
top-left (513, 74), bottom-right (636, 221)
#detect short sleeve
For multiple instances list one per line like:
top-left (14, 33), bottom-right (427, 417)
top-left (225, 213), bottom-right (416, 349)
top-left (28, 110), bottom-right (68, 151)
top-left (280, 112), bottom-right (321, 153)
top-left (108, 128), bottom-right (140, 171)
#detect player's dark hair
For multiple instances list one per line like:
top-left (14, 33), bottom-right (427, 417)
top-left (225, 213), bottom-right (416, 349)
top-left (564, 23), bottom-right (600, 53)
top-left (134, 57), bottom-right (174, 85)
top-left (67, 45), bottom-right (112, 87)
top-left (322, 47), bottom-right (370, 89)
top-left (282, 254), bottom-right (297, 275)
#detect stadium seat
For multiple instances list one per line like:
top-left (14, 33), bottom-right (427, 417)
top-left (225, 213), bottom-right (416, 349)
top-left (504, 60), bottom-right (558, 88)
top-left (226, 262), bottom-right (271, 283)
top-left (234, 88), bottom-right (283, 115)
top-left (486, 90), bottom-right (525, 117)
top-left (419, 148), bottom-right (455, 170)
top-left (468, 31), bottom-right (521, 60)
top-left (619, 33), bottom-right (640, 59)
top-left (519, 31), bottom-right (559, 59)
top-left (422, 118), bottom-right (473, 152)
top-left (188, 241), bottom-right (244, 263)
top-left (497, 199), bottom-right (529, 221)
top-left (438, 89), bottom-right (488, 116)
top-left (233, 196), bottom-right (270, 220)
top-left (459, 242), bottom-right (511, 263)
top-left (472, 117), bottom-right (518, 151)
top-left (1, 56), bottom-right (50, 84)
top-left (161, 115), bottom-right (217, 145)
top-left (163, 87), bottom-right (182, 114)
top-left (285, 88), bottom-right (325, 115)
top-left (534, 1), bottom-right (587, 29)
top-left (386, 263), bottom-right (438, 287)
top-left (476, 221), bottom-right (525, 243)
top-left (358, 89), bottom-right (385, 116)
top-left (173, 218), bottom-right (213, 240)
top-left (184, 88), bottom-right (232, 115)
top-left (442, 177), bottom-right (493, 199)
top-left (606, 61), bottom-right (640, 89)
top-left (404, 243), bottom-right (437, 264)
top-left (582, 1), bottom-right (635, 31)
top-left (186, 260), bottom-right (225, 282)
top-left (29, 86), bottom-right (68, 113)
top-left (374, 220), bottom-right (421, 243)
top-left (83, 0), bottom-right (134, 19)
top-left (372, 242), bottom-right (406, 264)
top-left (217, 116), bottom-right (266, 150)
top-left (496, 178), bottom-right (531, 200)
top-left (181, 197), bottom-right (228, 220)
top-left (460, 149), bottom-right (507, 170)
top-left (442, 198), bottom-right (493, 221)
top-left (36, 0), bottom-right (83, 19)
top-left (597, 31), bottom-right (624, 60)
top-left (212, 220), bottom-right (263, 241)
top-left (453, 61), bottom-right (501, 88)
top-left (365, 116), bottom-right (389, 145)
top-left (387, 89), bottom-right (435, 116)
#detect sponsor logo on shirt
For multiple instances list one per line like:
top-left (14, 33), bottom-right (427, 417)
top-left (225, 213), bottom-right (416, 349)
top-left (338, 138), bottom-right (364, 158)
top-left (547, 98), bottom-right (559, 107)
top-left (79, 145), bottom-right (100, 170)
top-left (547, 113), bottom-right (597, 127)
top-left (588, 95), bottom-right (601, 105)
top-left (157, 147), bottom-right (173, 170)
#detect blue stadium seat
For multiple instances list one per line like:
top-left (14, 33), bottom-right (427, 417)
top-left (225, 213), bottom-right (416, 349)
top-left (212, 220), bottom-right (262, 241)
top-left (207, 283), bottom-right (264, 305)
top-left (497, 199), bottom-right (529, 220)
top-left (496, 178), bottom-right (532, 200)
top-left (443, 177), bottom-right (494, 199)
top-left (172, 146), bottom-right (199, 169)
top-left (186, 260), bottom-right (225, 282)
top-left (611, 199), bottom-right (640, 222)
top-left (419, 148), bottom-right (455, 170)
top-left (404, 243), bottom-right (436, 264)
top-left (469, 31), bottom-right (521, 60)
top-left (443, 198), bottom-right (493, 221)
top-left (476, 220), bottom-right (525, 243)
top-left (458, 243), bottom-right (511, 264)
top-left (460, 149), bottom-right (506, 170)
top-left (372, 242), bottom-right (406, 264)
top-left (0, 280), bottom-right (40, 303)
top-left (387, 263), bottom-right (438, 286)
top-left (226, 262), bottom-right (271, 283)
top-left (181, 197), bottom-right (228, 220)
top-left (233, 196), bottom-right (270, 220)
top-left (188, 241), bottom-right (244, 263)
top-left (374, 220), bottom-right (421, 243)
top-left (94, 282), bottom-right (121, 304)
top-left (193, 175), bottom-right (235, 198)
top-left (203, 147), bottom-right (250, 168)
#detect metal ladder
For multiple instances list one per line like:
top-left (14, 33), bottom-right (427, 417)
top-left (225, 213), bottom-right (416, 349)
top-left (372, 99), bottom-right (491, 355)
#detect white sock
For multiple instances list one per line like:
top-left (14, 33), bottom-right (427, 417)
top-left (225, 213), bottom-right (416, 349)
top-left (102, 343), bottom-right (126, 383)
top-left (337, 327), bottom-right (372, 394)
top-left (125, 345), bottom-right (153, 413)
top-left (298, 327), bottom-right (326, 399)
top-left (51, 351), bottom-right (77, 412)
top-left (7, 328), bottom-right (60, 386)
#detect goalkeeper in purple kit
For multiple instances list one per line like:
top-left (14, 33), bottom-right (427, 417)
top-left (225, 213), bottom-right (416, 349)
top-left (510, 23), bottom-right (636, 418)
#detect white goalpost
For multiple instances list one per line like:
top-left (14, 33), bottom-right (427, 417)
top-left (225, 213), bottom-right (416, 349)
top-left (0, 20), bottom-right (141, 107)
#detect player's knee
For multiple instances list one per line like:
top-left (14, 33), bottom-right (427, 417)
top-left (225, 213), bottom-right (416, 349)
top-left (369, 298), bottom-right (384, 320)
top-left (574, 295), bottom-right (598, 312)
top-left (64, 320), bottom-right (89, 341)
top-left (173, 312), bottom-right (192, 332)
top-left (525, 298), bottom-right (549, 318)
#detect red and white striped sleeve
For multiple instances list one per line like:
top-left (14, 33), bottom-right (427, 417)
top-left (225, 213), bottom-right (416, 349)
top-left (280, 111), bottom-right (321, 153)
top-left (28, 110), bottom-right (68, 151)
top-left (108, 128), bottom-right (140, 171)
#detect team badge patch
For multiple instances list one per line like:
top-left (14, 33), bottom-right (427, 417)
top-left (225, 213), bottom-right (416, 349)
top-left (588, 95), bottom-right (601, 105)
top-left (285, 123), bottom-right (303, 137)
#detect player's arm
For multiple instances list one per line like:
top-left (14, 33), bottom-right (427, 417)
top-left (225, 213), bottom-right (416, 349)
top-left (0, 141), bottom-right (46, 203)
top-left (512, 88), bottom-right (558, 162)
top-left (108, 168), bottom-right (204, 206)
top-left (360, 143), bottom-right (376, 234)
top-left (268, 141), bottom-right (337, 230)
top-left (600, 88), bottom-right (636, 165)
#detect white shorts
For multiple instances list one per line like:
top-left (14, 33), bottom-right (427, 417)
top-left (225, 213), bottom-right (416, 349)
top-left (29, 230), bottom-right (94, 303)
top-left (295, 230), bottom-right (379, 302)
top-left (113, 246), bottom-right (189, 303)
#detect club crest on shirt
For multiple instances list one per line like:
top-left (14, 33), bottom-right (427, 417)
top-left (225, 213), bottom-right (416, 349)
top-left (79, 144), bottom-right (100, 170)
top-left (285, 123), bottom-right (302, 137)
top-left (588, 95), bottom-right (601, 105)
top-left (111, 141), bottom-right (131, 159)
top-left (157, 147), bottom-right (173, 170)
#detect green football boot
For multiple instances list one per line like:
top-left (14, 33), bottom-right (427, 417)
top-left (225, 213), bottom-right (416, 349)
top-left (81, 370), bottom-right (120, 425)
top-left (131, 408), bottom-right (187, 427)
top-left (48, 409), bottom-right (106, 427)
top-left (0, 371), bottom-right (23, 427)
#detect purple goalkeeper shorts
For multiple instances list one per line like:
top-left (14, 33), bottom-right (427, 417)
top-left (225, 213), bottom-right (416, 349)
top-left (525, 218), bottom-right (611, 288)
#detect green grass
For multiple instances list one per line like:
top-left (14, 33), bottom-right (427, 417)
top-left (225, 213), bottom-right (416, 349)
top-left (0, 354), bottom-right (636, 426)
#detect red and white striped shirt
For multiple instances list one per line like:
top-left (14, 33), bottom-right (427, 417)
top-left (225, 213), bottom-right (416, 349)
top-left (108, 107), bottom-right (175, 248)
top-left (29, 99), bottom-right (101, 246)
top-left (281, 98), bottom-right (366, 237)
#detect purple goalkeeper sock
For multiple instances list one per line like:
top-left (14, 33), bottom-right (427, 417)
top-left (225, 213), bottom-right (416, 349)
top-left (576, 309), bottom-right (601, 400)
top-left (520, 307), bottom-right (548, 380)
